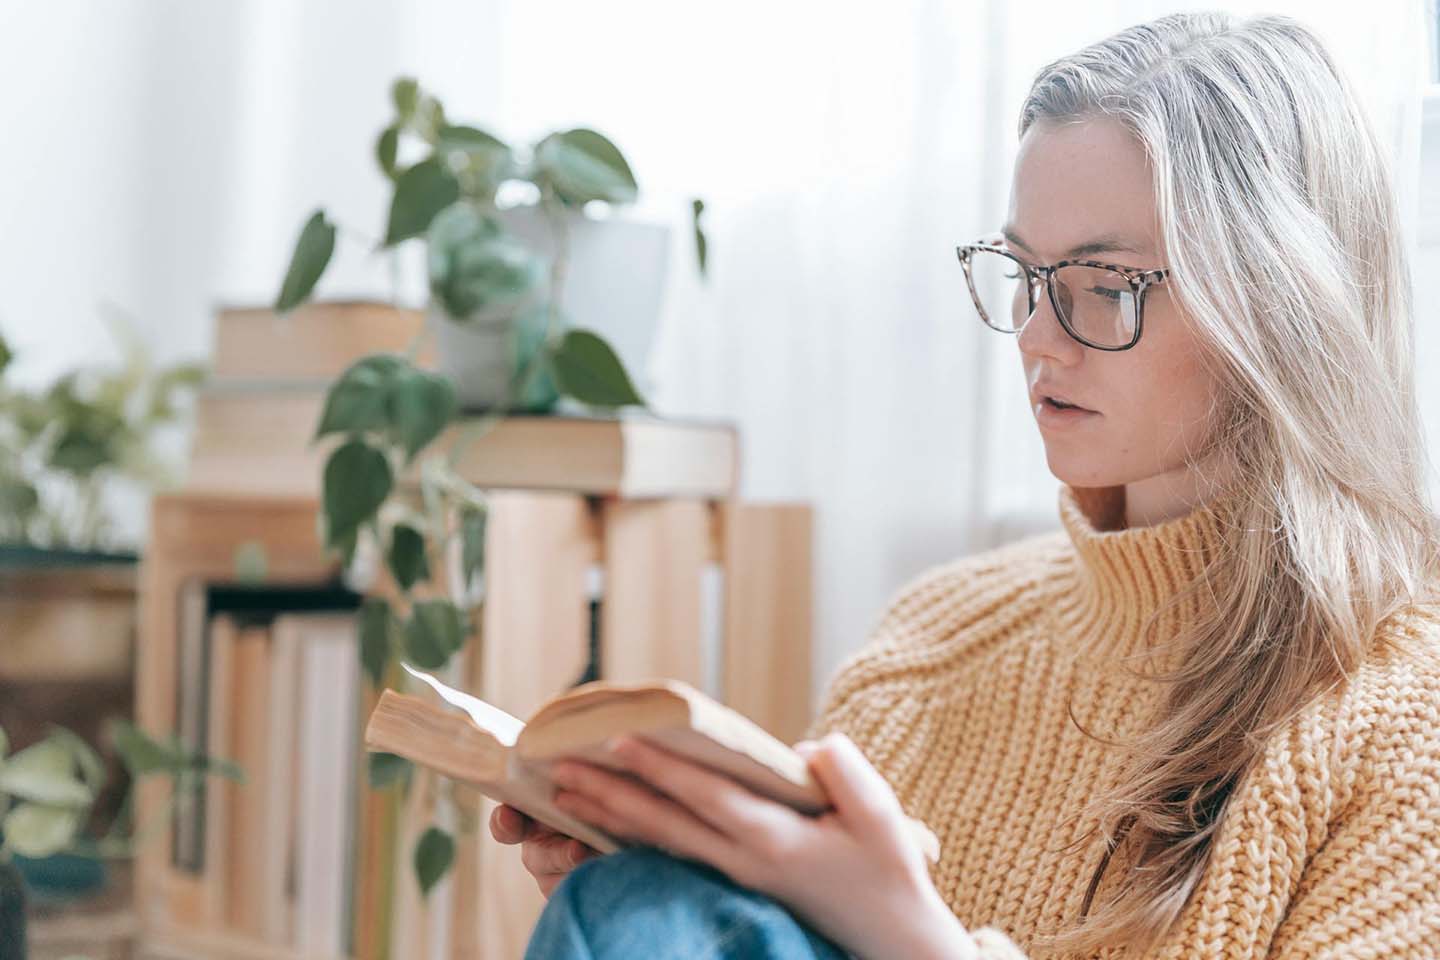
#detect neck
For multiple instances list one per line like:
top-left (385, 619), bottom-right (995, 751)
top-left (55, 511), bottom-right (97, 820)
top-left (1123, 452), bottom-right (1238, 529)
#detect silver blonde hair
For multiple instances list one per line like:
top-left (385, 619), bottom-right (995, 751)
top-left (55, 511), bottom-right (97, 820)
top-left (1017, 11), bottom-right (1440, 955)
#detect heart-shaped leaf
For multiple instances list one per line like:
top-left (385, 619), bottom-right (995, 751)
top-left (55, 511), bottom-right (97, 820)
top-left (275, 210), bottom-right (337, 313)
top-left (47, 728), bottom-right (106, 793)
top-left (376, 124), bottom-right (401, 181)
top-left (316, 354), bottom-right (404, 440)
top-left (459, 506), bottom-right (487, 586)
top-left (0, 739), bottom-right (92, 807)
top-left (392, 77), bottom-right (420, 118)
top-left (387, 367), bottom-right (457, 463)
top-left (385, 158), bottom-right (460, 246)
top-left (323, 441), bottom-right (393, 550)
top-left (111, 720), bottom-right (183, 777)
top-left (358, 597), bottom-right (399, 687)
top-left (548, 329), bottom-right (646, 408)
top-left (4, 803), bottom-right (83, 858)
top-left (414, 826), bottom-right (455, 897)
top-left (387, 523), bottom-right (430, 592)
top-left (368, 751), bottom-right (412, 789)
top-left (403, 600), bottom-right (465, 670)
top-left (533, 128), bottom-right (638, 206)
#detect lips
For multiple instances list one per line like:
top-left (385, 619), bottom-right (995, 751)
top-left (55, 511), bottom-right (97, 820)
top-left (1031, 387), bottom-right (1097, 413)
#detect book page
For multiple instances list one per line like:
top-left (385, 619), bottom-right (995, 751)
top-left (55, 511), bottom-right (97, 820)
top-left (402, 663), bottom-right (526, 746)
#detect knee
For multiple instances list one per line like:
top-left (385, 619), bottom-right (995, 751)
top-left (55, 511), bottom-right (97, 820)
top-left (556, 845), bottom-right (735, 920)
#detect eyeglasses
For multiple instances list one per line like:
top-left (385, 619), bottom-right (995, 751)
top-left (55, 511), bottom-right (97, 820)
top-left (955, 237), bottom-right (1170, 351)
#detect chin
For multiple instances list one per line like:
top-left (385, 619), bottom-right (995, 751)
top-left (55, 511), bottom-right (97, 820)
top-left (1042, 446), bottom-right (1128, 489)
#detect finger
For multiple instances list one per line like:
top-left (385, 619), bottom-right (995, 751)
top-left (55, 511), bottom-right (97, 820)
top-left (521, 830), bottom-right (591, 877)
top-left (607, 736), bottom-right (802, 841)
top-left (490, 804), bottom-right (531, 844)
top-left (806, 732), bottom-right (906, 832)
top-left (549, 761), bottom-right (746, 877)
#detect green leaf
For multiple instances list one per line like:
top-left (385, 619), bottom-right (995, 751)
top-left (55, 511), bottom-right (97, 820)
top-left (427, 205), bottom-right (540, 319)
top-left (437, 124), bottom-right (507, 155)
top-left (316, 354), bottom-right (404, 439)
top-left (205, 757), bottom-right (246, 784)
top-left (459, 506), bottom-right (487, 586)
top-left (548, 329), bottom-right (646, 408)
top-left (0, 480), bottom-right (39, 521)
top-left (322, 440), bottom-right (393, 550)
top-left (437, 125), bottom-right (512, 197)
top-left (47, 728), bottom-right (106, 793)
top-left (403, 600), bottom-right (465, 670)
top-left (0, 331), bottom-right (11, 377)
top-left (392, 77), bottom-right (420, 118)
top-left (0, 739), bottom-right (92, 807)
top-left (387, 523), bottom-right (430, 592)
top-left (111, 720), bottom-right (182, 777)
top-left (385, 158), bottom-right (461, 246)
top-left (692, 197), bottom-right (708, 278)
top-left (414, 826), bottom-right (455, 897)
top-left (275, 210), bottom-right (337, 313)
top-left (387, 367), bottom-right (457, 462)
top-left (509, 304), bottom-right (562, 412)
top-left (4, 803), bottom-right (83, 858)
top-left (358, 597), bottom-right (398, 688)
top-left (48, 427), bottom-right (114, 476)
top-left (533, 128), bottom-right (638, 206)
top-left (376, 124), bottom-right (401, 180)
top-left (368, 751), bottom-right (412, 789)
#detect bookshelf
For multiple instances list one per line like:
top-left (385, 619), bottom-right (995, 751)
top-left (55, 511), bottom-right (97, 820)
top-left (132, 303), bottom-right (814, 960)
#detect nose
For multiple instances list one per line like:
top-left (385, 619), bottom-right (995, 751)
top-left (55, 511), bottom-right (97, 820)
top-left (1015, 279), bottom-right (1083, 364)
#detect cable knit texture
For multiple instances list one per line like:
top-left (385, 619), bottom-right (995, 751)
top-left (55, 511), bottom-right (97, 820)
top-left (804, 484), bottom-right (1440, 958)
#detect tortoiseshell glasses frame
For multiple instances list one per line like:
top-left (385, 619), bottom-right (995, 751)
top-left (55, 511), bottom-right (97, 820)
top-left (954, 237), bottom-right (1171, 352)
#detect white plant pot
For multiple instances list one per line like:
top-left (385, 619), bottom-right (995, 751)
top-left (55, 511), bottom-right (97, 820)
top-left (429, 206), bottom-right (672, 411)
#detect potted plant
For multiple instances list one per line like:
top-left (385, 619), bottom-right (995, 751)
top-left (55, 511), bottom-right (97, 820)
top-left (0, 319), bottom-right (205, 556)
top-left (0, 720), bottom-right (241, 959)
top-left (272, 76), bottom-right (707, 896)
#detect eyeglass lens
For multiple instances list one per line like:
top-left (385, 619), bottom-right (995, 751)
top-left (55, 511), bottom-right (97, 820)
top-left (963, 248), bottom-right (1139, 348)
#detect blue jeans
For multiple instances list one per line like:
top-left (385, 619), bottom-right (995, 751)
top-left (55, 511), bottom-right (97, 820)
top-left (524, 846), bottom-right (854, 959)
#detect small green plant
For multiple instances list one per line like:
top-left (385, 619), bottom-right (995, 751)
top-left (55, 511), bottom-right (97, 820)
top-left (274, 77), bottom-right (705, 897)
top-left (0, 318), bottom-right (205, 552)
top-left (0, 720), bottom-right (241, 903)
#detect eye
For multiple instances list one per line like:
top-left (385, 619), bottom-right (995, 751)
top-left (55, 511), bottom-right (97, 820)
top-left (1086, 285), bottom-right (1124, 302)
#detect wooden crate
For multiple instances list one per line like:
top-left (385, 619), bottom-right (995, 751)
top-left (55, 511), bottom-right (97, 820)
top-left (134, 489), bottom-right (811, 959)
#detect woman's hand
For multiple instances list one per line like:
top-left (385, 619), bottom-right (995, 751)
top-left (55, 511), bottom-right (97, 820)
top-left (545, 731), bottom-right (977, 960)
top-left (488, 803), bottom-right (601, 898)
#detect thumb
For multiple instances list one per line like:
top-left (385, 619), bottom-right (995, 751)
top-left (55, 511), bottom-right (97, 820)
top-left (805, 732), bottom-right (905, 831)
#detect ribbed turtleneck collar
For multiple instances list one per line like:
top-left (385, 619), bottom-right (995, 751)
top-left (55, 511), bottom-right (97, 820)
top-left (1058, 484), bottom-right (1238, 668)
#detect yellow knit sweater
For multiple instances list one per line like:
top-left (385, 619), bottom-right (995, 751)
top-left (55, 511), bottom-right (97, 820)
top-left (805, 484), bottom-right (1440, 958)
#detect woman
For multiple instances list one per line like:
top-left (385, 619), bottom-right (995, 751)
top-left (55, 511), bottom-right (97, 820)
top-left (493, 11), bottom-right (1440, 958)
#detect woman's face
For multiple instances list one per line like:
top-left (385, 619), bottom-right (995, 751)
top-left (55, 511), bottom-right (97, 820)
top-left (1006, 116), bottom-right (1226, 525)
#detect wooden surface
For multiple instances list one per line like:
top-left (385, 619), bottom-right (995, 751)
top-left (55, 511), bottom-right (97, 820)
top-left (136, 487), bottom-right (813, 960)
top-left (134, 493), bottom-right (334, 937)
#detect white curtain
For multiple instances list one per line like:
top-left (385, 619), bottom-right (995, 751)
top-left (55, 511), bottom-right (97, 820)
top-left (1, 0), bottom-right (1430, 700)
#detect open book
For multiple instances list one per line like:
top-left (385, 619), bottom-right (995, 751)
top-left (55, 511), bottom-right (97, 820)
top-left (363, 665), bottom-right (941, 863)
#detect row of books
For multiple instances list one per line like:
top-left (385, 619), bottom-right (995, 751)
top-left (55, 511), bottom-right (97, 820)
top-left (173, 582), bottom-right (364, 956)
top-left (168, 576), bottom-right (610, 960)
top-left (192, 302), bottom-right (741, 501)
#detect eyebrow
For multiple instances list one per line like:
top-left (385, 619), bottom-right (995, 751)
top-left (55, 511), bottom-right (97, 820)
top-left (1001, 226), bottom-right (1146, 260)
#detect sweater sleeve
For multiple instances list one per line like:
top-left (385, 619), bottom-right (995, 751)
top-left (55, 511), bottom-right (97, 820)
top-left (1265, 650), bottom-right (1440, 958)
top-left (801, 560), bottom-right (1038, 960)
